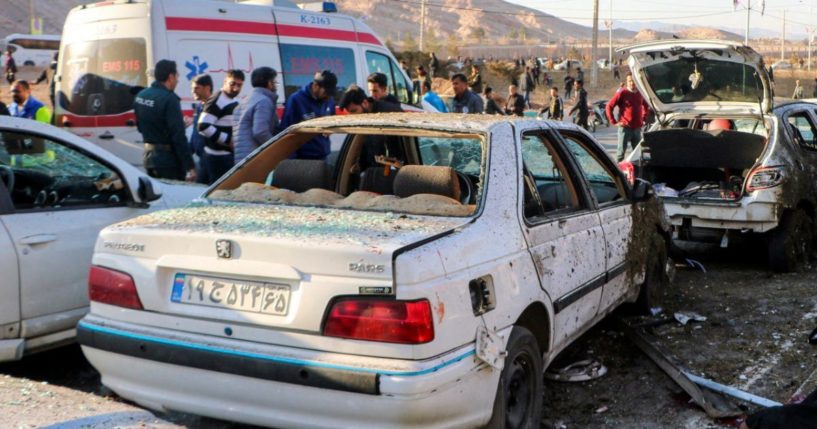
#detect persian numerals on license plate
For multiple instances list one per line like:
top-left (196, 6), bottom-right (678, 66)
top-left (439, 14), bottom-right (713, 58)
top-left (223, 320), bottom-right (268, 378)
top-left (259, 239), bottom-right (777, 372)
top-left (171, 274), bottom-right (290, 316)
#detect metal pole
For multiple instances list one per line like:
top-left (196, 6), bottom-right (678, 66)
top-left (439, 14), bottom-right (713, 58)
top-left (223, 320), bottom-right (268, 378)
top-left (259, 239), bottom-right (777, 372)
top-left (608, 0), bottom-right (613, 69)
top-left (745, 0), bottom-right (750, 46)
top-left (419, 0), bottom-right (426, 52)
top-left (591, 0), bottom-right (599, 87)
top-left (781, 10), bottom-right (785, 62)
top-left (29, 0), bottom-right (34, 34)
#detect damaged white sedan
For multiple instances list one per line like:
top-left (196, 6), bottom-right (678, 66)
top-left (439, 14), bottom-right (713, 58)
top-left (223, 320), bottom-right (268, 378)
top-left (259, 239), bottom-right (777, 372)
top-left (78, 114), bottom-right (669, 429)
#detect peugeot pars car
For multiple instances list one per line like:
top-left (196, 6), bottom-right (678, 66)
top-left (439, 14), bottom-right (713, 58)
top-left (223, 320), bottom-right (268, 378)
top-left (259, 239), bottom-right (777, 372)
top-left (621, 40), bottom-right (817, 272)
top-left (78, 114), bottom-right (669, 429)
top-left (0, 116), bottom-right (202, 362)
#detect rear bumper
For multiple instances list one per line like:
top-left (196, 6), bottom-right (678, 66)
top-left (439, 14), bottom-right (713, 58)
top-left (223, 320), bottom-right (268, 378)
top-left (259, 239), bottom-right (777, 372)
top-left (663, 199), bottom-right (779, 233)
top-left (78, 317), bottom-right (498, 429)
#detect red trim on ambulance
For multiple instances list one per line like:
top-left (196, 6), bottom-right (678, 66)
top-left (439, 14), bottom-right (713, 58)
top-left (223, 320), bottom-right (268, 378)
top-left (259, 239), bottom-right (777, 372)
top-left (60, 110), bottom-right (193, 128)
top-left (166, 17), bottom-right (278, 36)
top-left (164, 17), bottom-right (382, 46)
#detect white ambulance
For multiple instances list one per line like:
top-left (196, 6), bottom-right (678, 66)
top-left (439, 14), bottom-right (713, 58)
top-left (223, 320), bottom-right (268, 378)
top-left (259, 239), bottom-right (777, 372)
top-left (55, 0), bottom-right (416, 166)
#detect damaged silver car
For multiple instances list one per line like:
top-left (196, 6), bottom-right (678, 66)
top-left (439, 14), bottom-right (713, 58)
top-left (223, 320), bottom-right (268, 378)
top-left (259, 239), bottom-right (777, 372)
top-left (621, 40), bottom-right (817, 272)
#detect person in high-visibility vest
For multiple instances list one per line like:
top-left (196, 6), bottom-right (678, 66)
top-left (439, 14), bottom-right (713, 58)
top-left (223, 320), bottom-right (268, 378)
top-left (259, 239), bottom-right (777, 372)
top-left (9, 80), bottom-right (52, 124)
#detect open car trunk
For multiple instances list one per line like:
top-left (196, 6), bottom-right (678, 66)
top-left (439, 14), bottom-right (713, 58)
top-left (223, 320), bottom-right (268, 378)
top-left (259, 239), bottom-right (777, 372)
top-left (639, 128), bottom-right (768, 201)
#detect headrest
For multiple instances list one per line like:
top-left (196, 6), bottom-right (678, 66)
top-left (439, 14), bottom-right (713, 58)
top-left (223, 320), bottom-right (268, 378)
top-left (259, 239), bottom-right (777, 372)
top-left (394, 165), bottom-right (461, 201)
top-left (271, 159), bottom-right (331, 193)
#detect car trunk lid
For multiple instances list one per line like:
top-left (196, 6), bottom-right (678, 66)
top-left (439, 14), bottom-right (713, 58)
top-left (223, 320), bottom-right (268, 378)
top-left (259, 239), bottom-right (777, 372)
top-left (622, 41), bottom-right (772, 117)
top-left (96, 202), bottom-right (468, 332)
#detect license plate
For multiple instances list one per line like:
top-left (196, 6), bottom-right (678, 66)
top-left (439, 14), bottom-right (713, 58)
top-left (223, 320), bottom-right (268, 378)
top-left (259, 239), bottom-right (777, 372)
top-left (171, 274), bottom-right (291, 316)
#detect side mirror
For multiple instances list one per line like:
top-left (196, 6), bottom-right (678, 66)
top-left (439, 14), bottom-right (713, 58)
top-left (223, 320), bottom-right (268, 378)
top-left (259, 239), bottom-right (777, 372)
top-left (632, 178), bottom-right (652, 202)
top-left (137, 176), bottom-right (161, 203)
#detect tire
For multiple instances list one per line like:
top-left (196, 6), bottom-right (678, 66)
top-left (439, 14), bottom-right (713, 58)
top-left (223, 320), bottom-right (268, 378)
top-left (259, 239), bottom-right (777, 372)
top-left (485, 326), bottom-right (543, 429)
top-left (768, 209), bottom-right (812, 273)
top-left (633, 233), bottom-right (668, 315)
top-left (23, 60), bottom-right (35, 66)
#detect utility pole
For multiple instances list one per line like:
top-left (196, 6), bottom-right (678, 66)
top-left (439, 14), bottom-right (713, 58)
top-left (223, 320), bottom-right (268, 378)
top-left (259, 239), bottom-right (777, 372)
top-left (744, 0), bottom-right (750, 46)
top-left (780, 9), bottom-right (785, 62)
top-left (607, 0), bottom-right (613, 69)
top-left (29, 0), bottom-right (35, 34)
top-left (419, 0), bottom-right (426, 52)
top-left (591, 0), bottom-right (599, 87)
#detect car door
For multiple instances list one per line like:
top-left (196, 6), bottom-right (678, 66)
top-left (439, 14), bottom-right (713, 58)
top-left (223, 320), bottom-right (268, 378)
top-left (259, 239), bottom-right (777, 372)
top-left (518, 130), bottom-right (607, 347)
top-left (557, 130), bottom-right (634, 311)
top-left (0, 128), bottom-right (140, 336)
top-left (0, 179), bottom-right (20, 338)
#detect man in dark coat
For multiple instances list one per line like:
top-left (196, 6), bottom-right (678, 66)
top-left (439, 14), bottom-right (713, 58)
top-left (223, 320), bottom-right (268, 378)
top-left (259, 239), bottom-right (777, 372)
top-left (505, 85), bottom-right (525, 116)
top-left (569, 80), bottom-right (589, 130)
top-left (133, 60), bottom-right (196, 181)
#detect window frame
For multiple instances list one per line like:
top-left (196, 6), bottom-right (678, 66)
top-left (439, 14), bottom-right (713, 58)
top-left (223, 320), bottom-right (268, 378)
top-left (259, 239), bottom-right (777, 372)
top-left (365, 50), bottom-right (411, 105)
top-left (519, 130), bottom-right (590, 226)
top-left (0, 129), bottom-right (134, 214)
top-left (785, 110), bottom-right (817, 152)
top-left (556, 129), bottom-right (631, 207)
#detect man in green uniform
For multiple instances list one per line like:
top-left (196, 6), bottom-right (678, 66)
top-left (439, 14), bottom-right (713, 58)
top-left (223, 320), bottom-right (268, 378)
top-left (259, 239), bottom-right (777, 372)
top-left (133, 60), bottom-right (196, 181)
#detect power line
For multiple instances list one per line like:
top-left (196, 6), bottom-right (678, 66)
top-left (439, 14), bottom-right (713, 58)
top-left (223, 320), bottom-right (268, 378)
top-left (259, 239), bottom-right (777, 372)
top-left (387, 0), bottom-right (737, 22)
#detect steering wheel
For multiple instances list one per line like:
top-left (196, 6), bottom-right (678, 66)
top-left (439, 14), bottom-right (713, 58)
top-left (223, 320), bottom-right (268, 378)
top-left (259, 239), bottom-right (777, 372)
top-left (455, 171), bottom-right (473, 205)
top-left (0, 165), bottom-right (14, 194)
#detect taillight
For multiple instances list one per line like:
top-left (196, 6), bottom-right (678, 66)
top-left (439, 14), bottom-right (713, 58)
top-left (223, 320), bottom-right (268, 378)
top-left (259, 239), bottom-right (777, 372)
top-left (746, 166), bottom-right (784, 193)
top-left (88, 265), bottom-right (143, 310)
top-left (618, 161), bottom-right (635, 185)
top-left (323, 298), bottom-right (434, 344)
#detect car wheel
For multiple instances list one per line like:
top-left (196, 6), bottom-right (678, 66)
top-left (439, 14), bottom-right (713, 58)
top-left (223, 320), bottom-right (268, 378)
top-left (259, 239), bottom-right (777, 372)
top-left (485, 326), bottom-right (543, 429)
top-left (768, 209), bottom-right (812, 273)
top-left (23, 60), bottom-right (34, 66)
top-left (633, 233), bottom-right (668, 315)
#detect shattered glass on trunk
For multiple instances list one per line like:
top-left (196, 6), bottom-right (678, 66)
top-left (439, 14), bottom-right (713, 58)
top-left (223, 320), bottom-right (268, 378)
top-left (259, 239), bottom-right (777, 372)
top-left (112, 202), bottom-right (467, 247)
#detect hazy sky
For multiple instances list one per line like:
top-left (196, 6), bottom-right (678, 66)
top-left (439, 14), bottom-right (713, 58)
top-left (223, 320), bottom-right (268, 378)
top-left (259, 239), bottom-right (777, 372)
top-left (505, 0), bottom-right (817, 37)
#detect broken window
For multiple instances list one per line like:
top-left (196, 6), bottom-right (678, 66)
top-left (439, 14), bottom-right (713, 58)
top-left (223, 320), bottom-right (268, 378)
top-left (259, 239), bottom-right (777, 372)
top-left (787, 112), bottom-right (817, 151)
top-left (520, 133), bottom-right (580, 220)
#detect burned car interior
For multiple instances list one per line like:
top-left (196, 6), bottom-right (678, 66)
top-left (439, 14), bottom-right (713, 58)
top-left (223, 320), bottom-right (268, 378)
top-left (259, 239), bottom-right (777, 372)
top-left (0, 131), bottom-right (129, 210)
top-left (209, 128), bottom-right (484, 217)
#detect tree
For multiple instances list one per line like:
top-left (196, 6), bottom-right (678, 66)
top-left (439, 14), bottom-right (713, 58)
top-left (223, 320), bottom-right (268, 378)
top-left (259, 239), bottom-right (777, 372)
top-left (469, 26), bottom-right (486, 43)
top-left (426, 28), bottom-right (441, 54)
top-left (402, 31), bottom-right (417, 52)
top-left (507, 29), bottom-right (519, 40)
top-left (519, 27), bottom-right (527, 41)
top-left (446, 33), bottom-right (460, 57)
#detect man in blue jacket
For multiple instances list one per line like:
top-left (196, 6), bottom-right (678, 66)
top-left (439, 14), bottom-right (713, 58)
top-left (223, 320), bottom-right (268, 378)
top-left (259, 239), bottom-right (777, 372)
top-left (279, 70), bottom-right (337, 160)
top-left (9, 80), bottom-right (51, 124)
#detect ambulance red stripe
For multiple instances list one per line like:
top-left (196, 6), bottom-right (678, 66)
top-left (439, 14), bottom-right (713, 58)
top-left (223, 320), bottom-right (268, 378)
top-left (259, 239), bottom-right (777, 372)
top-left (165, 17), bottom-right (381, 46)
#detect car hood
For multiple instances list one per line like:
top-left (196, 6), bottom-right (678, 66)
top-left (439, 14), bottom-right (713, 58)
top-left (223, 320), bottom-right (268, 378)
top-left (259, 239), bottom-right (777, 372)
top-left (621, 40), bottom-right (772, 116)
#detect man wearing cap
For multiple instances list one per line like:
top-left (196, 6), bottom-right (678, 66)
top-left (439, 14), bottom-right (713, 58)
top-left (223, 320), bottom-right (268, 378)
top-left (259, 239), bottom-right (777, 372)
top-left (133, 59), bottom-right (196, 181)
top-left (280, 70), bottom-right (338, 160)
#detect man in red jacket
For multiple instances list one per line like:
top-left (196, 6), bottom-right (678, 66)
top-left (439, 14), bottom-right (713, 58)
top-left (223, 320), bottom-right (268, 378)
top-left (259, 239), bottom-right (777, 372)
top-left (606, 74), bottom-right (651, 161)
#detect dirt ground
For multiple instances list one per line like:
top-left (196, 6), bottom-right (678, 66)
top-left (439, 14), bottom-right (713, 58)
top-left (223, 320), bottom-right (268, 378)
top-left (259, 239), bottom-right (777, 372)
top-left (542, 247), bottom-right (817, 429)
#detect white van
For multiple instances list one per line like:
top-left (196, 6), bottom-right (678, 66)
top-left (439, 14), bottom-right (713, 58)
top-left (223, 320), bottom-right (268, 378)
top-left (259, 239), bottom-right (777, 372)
top-left (55, 0), bottom-right (416, 166)
top-left (2, 34), bottom-right (60, 67)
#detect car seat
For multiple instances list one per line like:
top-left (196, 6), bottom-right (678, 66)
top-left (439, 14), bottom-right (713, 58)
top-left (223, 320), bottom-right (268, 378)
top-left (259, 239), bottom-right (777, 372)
top-left (359, 166), bottom-right (397, 195)
top-left (270, 159), bottom-right (332, 192)
top-left (393, 165), bottom-right (461, 202)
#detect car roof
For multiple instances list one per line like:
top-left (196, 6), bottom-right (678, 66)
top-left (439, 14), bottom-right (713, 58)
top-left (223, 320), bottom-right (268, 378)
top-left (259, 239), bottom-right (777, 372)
top-left (291, 112), bottom-right (569, 134)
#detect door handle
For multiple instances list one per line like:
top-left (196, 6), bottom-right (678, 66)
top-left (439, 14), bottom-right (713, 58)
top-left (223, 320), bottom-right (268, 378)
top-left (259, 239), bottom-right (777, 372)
top-left (19, 234), bottom-right (58, 245)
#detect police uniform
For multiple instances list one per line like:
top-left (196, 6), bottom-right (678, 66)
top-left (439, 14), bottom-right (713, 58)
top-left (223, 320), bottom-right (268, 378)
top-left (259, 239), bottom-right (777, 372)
top-left (133, 81), bottom-right (194, 180)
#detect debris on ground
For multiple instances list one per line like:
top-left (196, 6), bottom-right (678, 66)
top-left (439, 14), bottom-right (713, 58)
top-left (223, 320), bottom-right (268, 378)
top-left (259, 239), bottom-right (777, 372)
top-left (674, 311), bottom-right (708, 326)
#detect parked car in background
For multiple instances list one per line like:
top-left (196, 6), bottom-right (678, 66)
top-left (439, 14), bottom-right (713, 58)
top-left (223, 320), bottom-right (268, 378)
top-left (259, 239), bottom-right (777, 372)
top-left (0, 117), bottom-right (202, 362)
top-left (771, 60), bottom-right (792, 70)
top-left (621, 40), bottom-right (817, 272)
top-left (79, 113), bottom-right (669, 429)
top-left (553, 59), bottom-right (583, 71)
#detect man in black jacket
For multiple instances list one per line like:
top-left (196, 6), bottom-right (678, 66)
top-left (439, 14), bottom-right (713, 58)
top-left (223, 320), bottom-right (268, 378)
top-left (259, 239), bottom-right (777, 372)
top-left (197, 69), bottom-right (244, 184)
top-left (539, 86), bottom-right (563, 120)
top-left (367, 72), bottom-right (400, 106)
top-left (505, 85), bottom-right (525, 116)
top-left (569, 80), bottom-right (589, 130)
top-left (339, 86), bottom-right (403, 172)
